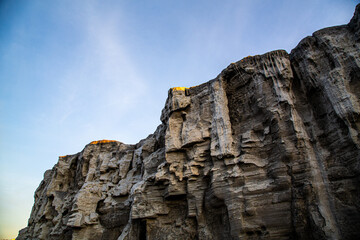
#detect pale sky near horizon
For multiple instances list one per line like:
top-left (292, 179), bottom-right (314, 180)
top-left (0, 0), bottom-right (358, 238)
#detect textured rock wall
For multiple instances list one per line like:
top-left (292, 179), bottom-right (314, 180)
top-left (18, 5), bottom-right (360, 240)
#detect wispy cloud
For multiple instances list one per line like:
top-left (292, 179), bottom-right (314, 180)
top-left (51, 1), bottom-right (147, 129)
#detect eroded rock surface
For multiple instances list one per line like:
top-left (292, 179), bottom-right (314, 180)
top-left (18, 5), bottom-right (360, 240)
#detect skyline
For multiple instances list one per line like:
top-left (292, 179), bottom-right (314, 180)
top-left (0, 0), bottom-right (358, 238)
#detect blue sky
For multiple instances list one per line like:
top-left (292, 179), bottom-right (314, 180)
top-left (0, 0), bottom-right (358, 238)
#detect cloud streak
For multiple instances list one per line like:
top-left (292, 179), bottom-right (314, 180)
top-left (53, 1), bottom-right (146, 125)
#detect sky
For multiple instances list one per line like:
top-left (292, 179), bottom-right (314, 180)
top-left (0, 0), bottom-right (358, 238)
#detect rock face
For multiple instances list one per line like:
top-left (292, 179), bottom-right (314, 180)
top-left (18, 5), bottom-right (360, 240)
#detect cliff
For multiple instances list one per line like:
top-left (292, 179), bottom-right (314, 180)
top-left (17, 5), bottom-right (360, 240)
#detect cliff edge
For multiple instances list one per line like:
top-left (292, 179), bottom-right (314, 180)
top-left (17, 5), bottom-right (360, 240)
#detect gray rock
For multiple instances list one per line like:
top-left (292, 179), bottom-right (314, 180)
top-left (17, 4), bottom-right (360, 240)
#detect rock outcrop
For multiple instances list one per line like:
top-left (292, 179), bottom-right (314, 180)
top-left (18, 5), bottom-right (360, 240)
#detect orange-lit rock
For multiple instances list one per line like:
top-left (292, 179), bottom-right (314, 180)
top-left (89, 140), bottom-right (118, 145)
top-left (171, 87), bottom-right (188, 91)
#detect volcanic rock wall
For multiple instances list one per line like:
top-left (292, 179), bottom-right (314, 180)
top-left (18, 5), bottom-right (360, 240)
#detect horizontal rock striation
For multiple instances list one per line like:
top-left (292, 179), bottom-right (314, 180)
top-left (18, 5), bottom-right (360, 240)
